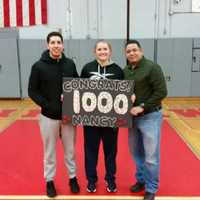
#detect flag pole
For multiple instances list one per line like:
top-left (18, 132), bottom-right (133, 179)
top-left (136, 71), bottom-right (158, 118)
top-left (126, 0), bottom-right (130, 65)
top-left (127, 0), bottom-right (130, 42)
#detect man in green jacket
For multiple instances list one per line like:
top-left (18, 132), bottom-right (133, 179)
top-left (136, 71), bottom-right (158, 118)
top-left (124, 40), bottom-right (167, 200)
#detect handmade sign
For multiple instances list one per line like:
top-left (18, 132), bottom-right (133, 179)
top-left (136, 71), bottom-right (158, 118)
top-left (62, 78), bottom-right (134, 127)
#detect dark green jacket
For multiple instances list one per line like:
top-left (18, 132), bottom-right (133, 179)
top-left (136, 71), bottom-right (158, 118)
top-left (124, 56), bottom-right (167, 112)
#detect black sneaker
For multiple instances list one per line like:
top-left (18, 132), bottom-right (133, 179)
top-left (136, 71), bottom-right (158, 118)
top-left (46, 181), bottom-right (57, 198)
top-left (106, 181), bottom-right (117, 192)
top-left (144, 192), bottom-right (155, 200)
top-left (87, 182), bottom-right (96, 192)
top-left (130, 182), bottom-right (145, 193)
top-left (69, 177), bottom-right (80, 193)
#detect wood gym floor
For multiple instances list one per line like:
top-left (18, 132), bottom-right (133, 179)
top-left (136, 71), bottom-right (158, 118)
top-left (0, 97), bottom-right (200, 200)
top-left (1, 97), bottom-right (200, 159)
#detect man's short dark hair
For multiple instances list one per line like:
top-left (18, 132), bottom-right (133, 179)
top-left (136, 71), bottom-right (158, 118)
top-left (125, 40), bottom-right (141, 48)
top-left (46, 31), bottom-right (63, 43)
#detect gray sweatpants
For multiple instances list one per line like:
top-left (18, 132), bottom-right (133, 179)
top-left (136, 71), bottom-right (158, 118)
top-left (39, 114), bottom-right (77, 182)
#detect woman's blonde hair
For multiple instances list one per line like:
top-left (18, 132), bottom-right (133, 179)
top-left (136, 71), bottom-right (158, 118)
top-left (94, 40), bottom-right (112, 51)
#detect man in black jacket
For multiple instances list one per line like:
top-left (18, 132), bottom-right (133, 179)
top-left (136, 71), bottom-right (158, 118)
top-left (28, 32), bottom-right (80, 197)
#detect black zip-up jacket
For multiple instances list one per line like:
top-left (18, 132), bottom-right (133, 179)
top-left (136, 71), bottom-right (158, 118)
top-left (81, 60), bottom-right (124, 80)
top-left (28, 50), bottom-right (79, 119)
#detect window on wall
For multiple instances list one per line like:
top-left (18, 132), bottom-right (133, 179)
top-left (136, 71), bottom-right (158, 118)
top-left (192, 0), bottom-right (200, 12)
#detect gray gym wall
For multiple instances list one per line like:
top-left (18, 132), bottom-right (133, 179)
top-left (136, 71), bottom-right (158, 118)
top-left (0, 0), bottom-right (200, 98)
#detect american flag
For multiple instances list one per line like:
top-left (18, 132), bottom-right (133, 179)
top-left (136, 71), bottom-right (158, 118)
top-left (0, 0), bottom-right (47, 28)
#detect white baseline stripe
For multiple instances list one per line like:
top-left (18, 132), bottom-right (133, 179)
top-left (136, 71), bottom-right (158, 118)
top-left (35, 0), bottom-right (42, 24)
top-left (22, 0), bottom-right (29, 26)
top-left (9, 0), bottom-right (17, 27)
top-left (0, 196), bottom-right (200, 200)
top-left (0, 0), bottom-right (4, 27)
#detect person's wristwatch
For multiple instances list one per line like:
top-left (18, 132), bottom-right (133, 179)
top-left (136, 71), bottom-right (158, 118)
top-left (139, 103), bottom-right (145, 109)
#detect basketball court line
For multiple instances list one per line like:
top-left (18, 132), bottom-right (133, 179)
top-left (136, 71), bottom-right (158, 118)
top-left (0, 195), bottom-right (200, 200)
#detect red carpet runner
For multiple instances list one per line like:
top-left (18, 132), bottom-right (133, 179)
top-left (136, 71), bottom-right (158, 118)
top-left (0, 120), bottom-right (199, 196)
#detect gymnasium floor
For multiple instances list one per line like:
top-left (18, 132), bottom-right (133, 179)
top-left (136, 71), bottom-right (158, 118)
top-left (0, 97), bottom-right (200, 200)
top-left (1, 97), bottom-right (200, 159)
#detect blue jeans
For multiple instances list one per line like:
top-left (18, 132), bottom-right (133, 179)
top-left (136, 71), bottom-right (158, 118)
top-left (128, 110), bottom-right (163, 193)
